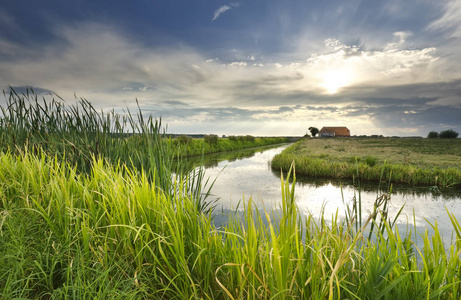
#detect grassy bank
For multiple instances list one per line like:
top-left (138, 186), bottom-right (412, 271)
top-left (1, 151), bottom-right (460, 299)
top-left (170, 135), bottom-right (289, 157)
top-left (271, 138), bottom-right (461, 188)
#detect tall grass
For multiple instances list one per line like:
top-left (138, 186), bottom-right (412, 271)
top-left (0, 88), bottom-right (213, 204)
top-left (1, 151), bottom-right (460, 299)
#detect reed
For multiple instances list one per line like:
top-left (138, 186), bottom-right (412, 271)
top-left (1, 151), bottom-right (460, 299)
top-left (0, 88), bottom-right (214, 207)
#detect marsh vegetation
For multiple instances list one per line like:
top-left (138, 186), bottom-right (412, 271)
top-left (1, 90), bottom-right (460, 299)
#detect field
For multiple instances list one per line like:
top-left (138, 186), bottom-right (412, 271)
top-left (1, 91), bottom-right (461, 298)
top-left (271, 137), bottom-right (461, 188)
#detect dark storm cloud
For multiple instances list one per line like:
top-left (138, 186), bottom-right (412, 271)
top-left (7, 86), bottom-right (54, 96)
top-left (277, 106), bottom-right (294, 113)
top-left (162, 100), bottom-right (189, 106)
top-left (375, 105), bottom-right (461, 128)
top-left (336, 102), bottom-right (461, 133)
top-left (336, 79), bottom-right (461, 127)
top-left (349, 80), bottom-right (461, 101)
top-left (138, 104), bottom-right (301, 122)
top-left (305, 106), bottom-right (339, 112)
top-left (260, 73), bottom-right (304, 83)
top-left (353, 97), bottom-right (437, 107)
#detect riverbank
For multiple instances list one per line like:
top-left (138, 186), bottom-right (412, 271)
top-left (2, 151), bottom-right (460, 299)
top-left (271, 137), bottom-right (461, 188)
top-left (169, 135), bottom-right (290, 157)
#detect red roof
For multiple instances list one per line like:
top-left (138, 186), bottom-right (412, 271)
top-left (319, 127), bottom-right (350, 136)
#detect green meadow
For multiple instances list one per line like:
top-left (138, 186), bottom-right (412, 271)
top-left (1, 91), bottom-right (460, 299)
top-left (272, 137), bottom-right (461, 188)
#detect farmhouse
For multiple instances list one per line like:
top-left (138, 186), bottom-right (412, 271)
top-left (319, 126), bottom-right (350, 137)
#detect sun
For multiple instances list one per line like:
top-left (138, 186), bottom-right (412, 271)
top-left (320, 69), bottom-right (352, 94)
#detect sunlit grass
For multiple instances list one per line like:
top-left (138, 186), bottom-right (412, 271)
top-left (1, 151), bottom-right (460, 299)
top-left (272, 138), bottom-right (461, 188)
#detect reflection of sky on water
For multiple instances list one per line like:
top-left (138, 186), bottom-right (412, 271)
top-left (202, 144), bottom-right (461, 244)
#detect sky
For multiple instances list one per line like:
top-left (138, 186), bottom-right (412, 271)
top-left (1, 0), bottom-right (461, 137)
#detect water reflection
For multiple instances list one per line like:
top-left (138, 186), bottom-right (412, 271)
top-left (197, 144), bottom-right (461, 244)
top-left (182, 144), bottom-right (282, 172)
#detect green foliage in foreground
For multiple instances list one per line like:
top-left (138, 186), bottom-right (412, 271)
top-left (272, 139), bottom-right (461, 188)
top-left (0, 89), bottom-right (179, 194)
top-left (1, 151), bottom-right (460, 299)
top-left (171, 135), bottom-right (289, 157)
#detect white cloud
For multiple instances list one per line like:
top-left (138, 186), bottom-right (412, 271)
top-left (428, 0), bottom-right (461, 37)
top-left (303, 38), bottom-right (440, 94)
top-left (212, 3), bottom-right (239, 21)
top-left (385, 31), bottom-right (413, 49)
top-left (213, 5), bottom-right (231, 21)
top-left (229, 61), bottom-right (247, 66)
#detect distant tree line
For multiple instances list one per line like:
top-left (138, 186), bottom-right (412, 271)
top-left (175, 134), bottom-right (257, 145)
top-left (227, 135), bottom-right (256, 142)
top-left (427, 129), bottom-right (459, 138)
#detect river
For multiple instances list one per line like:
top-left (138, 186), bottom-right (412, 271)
top-left (191, 144), bottom-right (461, 246)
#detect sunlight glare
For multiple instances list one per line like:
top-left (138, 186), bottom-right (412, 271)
top-left (320, 69), bottom-right (352, 94)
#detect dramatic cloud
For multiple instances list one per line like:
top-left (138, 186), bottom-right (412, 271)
top-left (1, 1), bottom-right (461, 136)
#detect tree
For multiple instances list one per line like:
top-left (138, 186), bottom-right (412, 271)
top-left (439, 129), bottom-right (459, 138)
top-left (427, 131), bottom-right (439, 138)
top-left (308, 127), bottom-right (319, 137)
top-left (204, 134), bottom-right (219, 144)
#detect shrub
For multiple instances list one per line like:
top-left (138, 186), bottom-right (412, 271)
top-left (204, 134), bottom-right (219, 144)
top-left (228, 135), bottom-right (238, 142)
top-left (177, 135), bottom-right (193, 144)
top-left (237, 135), bottom-right (255, 142)
top-left (439, 129), bottom-right (459, 138)
top-left (427, 131), bottom-right (439, 138)
top-left (244, 135), bottom-right (255, 142)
